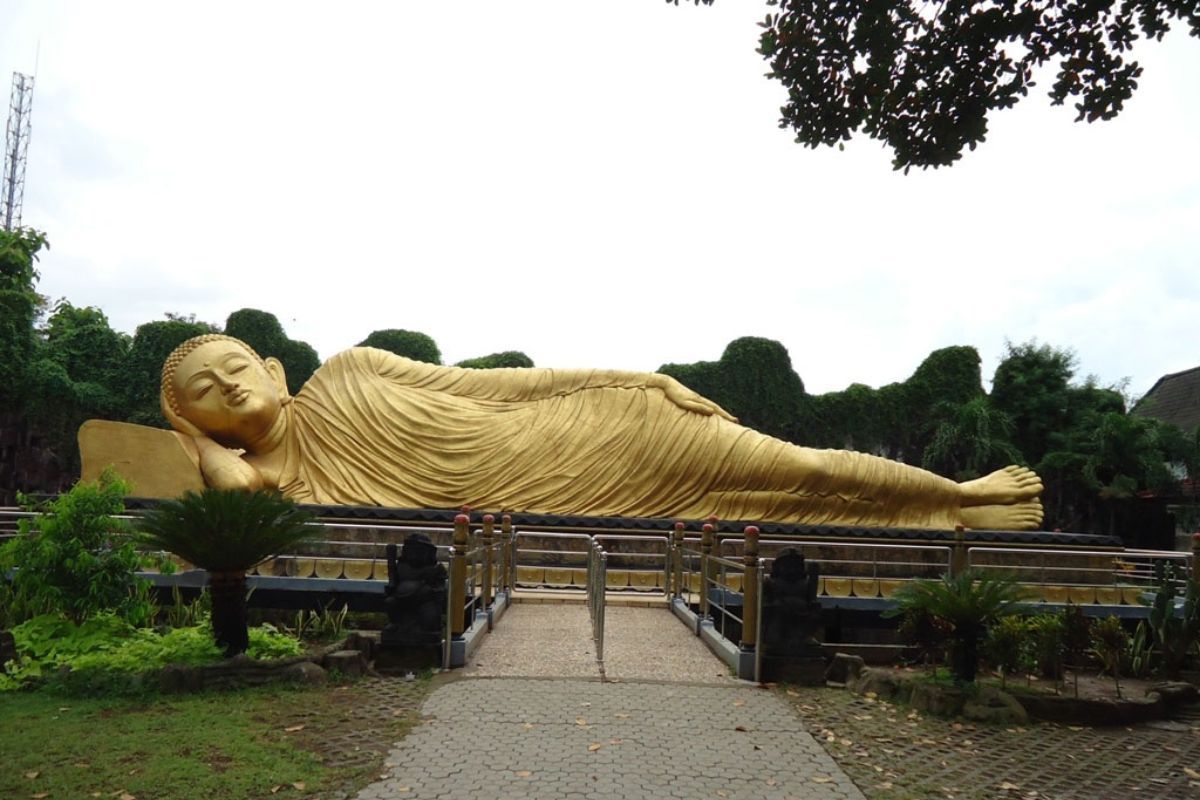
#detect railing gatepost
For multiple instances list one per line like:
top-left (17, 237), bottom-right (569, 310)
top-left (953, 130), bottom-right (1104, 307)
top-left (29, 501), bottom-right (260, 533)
top-left (700, 522), bottom-right (715, 619)
top-left (741, 525), bottom-right (760, 653)
top-left (450, 513), bottom-right (469, 636)
top-left (951, 524), bottom-right (967, 577)
top-left (481, 514), bottom-right (495, 616)
top-left (672, 522), bottom-right (684, 600)
top-left (502, 514), bottom-right (514, 592)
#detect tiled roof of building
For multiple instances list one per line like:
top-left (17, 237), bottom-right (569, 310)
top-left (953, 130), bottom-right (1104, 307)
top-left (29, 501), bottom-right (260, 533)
top-left (1132, 366), bottom-right (1200, 433)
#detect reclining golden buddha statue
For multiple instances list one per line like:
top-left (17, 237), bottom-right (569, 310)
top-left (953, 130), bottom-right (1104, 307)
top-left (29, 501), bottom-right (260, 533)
top-left (78, 334), bottom-right (1044, 530)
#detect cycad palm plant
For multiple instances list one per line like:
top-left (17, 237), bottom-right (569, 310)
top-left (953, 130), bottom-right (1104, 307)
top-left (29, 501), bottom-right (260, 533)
top-left (137, 489), bottom-right (316, 656)
top-left (889, 569), bottom-right (1028, 683)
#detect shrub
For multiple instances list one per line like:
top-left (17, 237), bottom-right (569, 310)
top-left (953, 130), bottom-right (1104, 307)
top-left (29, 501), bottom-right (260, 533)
top-left (1, 613), bottom-right (303, 696)
top-left (137, 489), bottom-right (316, 656)
top-left (983, 615), bottom-right (1030, 687)
top-left (1092, 616), bottom-right (1130, 698)
top-left (1145, 562), bottom-right (1200, 679)
top-left (888, 569), bottom-right (1027, 683)
top-left (0, 472), bottom-right (150, 625)
top-left (1027, 613), bottom-right (1066, 684)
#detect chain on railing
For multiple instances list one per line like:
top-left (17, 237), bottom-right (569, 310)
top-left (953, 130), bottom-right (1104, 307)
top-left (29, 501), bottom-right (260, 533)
top-left (587, 537), bottom-right (607, 664)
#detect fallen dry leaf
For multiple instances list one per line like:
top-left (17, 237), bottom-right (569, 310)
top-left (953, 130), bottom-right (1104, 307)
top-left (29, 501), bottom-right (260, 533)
top-left (588, 743), bottom-right (603, 752)
top-left (765, 778), bottom-right (777, 786)
top-left (31, 794), bottom-right (50, 799)
top-left (1184, 767), bottom-right (1200, 779)
top-left (998, 781), bottom-right (1021, 791)
top-left (522, 723), bottom-right (535, 730)
top-left (785, 689), bottom-right (799, 697)
top-left (395, 788), bottom-right (410, 793)
top-left (284, 724), bottom-right (305, 733)
top-left (514, 770), bottom-right (533, 778)
top-left (735, 725), bottom-right (749, 732)
top-left (291, 783), bottom-right (306, 791)
top-left (24, 772), bottom-right (40, 780)
top-left (269, 787), bottom-right (282, 795)
top-left (812, 775), bottom-right (833, 783)
top-left (575, 717), bottom-right (588, 727)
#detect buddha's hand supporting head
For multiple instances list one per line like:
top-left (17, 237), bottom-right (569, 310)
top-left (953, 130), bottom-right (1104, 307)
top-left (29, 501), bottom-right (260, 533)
top-left (161, 334), bottom-right (290, 449)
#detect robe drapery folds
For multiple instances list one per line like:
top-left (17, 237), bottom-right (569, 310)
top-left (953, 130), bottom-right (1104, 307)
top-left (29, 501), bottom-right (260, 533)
top-left (281, 348), bottom-right (962, 528)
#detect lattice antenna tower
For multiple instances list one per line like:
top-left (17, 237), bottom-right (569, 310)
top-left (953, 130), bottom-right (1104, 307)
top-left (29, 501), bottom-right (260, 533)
top-left (2, 72), bottom-right (35, 231)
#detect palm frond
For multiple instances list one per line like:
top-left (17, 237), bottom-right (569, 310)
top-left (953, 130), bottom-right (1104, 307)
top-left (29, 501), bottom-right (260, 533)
top-left (136, 489), bottom-right (317, 573)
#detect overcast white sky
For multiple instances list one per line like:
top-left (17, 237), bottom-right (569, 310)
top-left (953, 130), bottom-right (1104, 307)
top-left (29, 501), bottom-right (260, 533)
top-left (4, 1), bottom-right (1198, 397)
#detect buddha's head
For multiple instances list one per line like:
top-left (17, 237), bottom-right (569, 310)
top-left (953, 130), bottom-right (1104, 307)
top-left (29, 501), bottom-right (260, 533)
top-left (161, 334), bottom-right (290, 447)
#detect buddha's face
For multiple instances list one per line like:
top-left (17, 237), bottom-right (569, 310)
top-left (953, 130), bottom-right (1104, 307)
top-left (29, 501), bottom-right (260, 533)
top-left (172, 340), bottom-right (285, 446)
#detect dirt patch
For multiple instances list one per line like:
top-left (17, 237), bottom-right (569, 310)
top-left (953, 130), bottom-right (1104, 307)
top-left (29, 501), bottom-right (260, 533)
top-left (781, 684), bottom-right (1200, 800)
top-left (262, 674), bottom-right (439, 800)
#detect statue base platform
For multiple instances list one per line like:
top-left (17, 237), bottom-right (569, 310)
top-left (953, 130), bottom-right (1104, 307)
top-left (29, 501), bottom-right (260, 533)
top-left (374, 644), bottom-right (441, 674)
top-left (761, 653), bottom-right (828, 685)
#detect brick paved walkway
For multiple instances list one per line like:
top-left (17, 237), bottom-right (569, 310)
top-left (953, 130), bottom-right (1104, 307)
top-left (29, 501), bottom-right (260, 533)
top-left (465, 602), bottom-right (736, 683)
top-left (356, 679), bottom-right (866, 800)
top-left (353, 603), bottom-right (862, 799)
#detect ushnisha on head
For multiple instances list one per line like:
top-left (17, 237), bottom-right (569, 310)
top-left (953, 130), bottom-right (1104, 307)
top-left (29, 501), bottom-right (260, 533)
top-left (160, 334), bottom-right (291, 448)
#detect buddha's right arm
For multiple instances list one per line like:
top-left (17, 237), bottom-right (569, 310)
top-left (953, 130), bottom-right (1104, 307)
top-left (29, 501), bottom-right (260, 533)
top-left (194, 436), bottom-right (264, 491)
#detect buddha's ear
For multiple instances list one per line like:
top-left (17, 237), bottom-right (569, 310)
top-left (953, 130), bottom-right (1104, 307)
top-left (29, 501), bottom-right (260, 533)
top-left (265, 357), bottom-right (290, 399)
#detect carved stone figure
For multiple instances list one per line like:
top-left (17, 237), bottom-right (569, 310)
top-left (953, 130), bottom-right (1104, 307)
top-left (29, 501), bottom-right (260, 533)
top-left (761, 548), bottom-right (823, 655)
top-left (381, 533), bottom-right (447, 648)
top-left (79, 334), bottom-right (1045, 530)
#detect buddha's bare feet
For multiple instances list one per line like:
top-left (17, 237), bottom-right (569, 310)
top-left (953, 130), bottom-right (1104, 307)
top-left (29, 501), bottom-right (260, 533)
top-left (961, 499), bottom-right (1043, 531)
top-left (959, 465), bottom-right (1043, 507)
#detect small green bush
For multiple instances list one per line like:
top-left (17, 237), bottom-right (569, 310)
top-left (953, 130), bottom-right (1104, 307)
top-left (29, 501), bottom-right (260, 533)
top-left (1092, 615), bottom-right (1130, 698)
top-left (0, 473), bottom-right (149, 625)
top-left (2, 613), bottom-right (302, 695)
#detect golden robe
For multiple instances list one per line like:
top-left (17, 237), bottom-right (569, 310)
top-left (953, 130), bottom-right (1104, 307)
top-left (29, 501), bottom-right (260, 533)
top-left (278, 348), bottom-right (962, 528)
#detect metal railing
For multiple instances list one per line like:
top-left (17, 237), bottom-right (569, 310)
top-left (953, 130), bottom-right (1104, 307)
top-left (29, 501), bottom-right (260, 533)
top-left (967, 546), bottom-right (1192, 588)
top-left (587, 538), bottom-right (607, 664)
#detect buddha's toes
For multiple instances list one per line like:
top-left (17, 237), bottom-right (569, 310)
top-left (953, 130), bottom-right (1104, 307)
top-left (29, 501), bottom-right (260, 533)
top-left (958, 465), bottom-right (1043, 507)
top-left (961, 499), bottom-right (1043, 531)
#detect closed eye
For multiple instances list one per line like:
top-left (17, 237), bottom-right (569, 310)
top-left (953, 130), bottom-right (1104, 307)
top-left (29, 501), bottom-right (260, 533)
top-left (193, 384), bottom-right (212, 399)
top-left (231, 364), bottom-right (247, 374)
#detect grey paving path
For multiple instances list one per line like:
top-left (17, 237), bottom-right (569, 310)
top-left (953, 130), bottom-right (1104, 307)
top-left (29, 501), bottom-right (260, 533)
top-left (357, 678), bottom-right (866, 800)
top-left (463, 602), bottom-right (736, 683)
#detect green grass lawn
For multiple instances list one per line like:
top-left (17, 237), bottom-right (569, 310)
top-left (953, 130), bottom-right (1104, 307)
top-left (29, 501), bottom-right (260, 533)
top-left (0, 682), bottom-right (405, 800)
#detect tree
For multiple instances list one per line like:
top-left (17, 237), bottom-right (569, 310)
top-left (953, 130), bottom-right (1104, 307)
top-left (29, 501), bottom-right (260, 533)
top-left (457, 351), bottom-right (535, 369)
top-left (659, 336), bottom-right (805, 440)
top-left (0, 228), bottom-right (48, 412)
top-left (991, 341), bottom-right (1077, 466)
top-left (678, 0), bottom-right (1196, 170)
top-left (224, 308), bottom-right (320, 394)
top-left (359, 329), bottom-right (442, 365)
top-left (136, 489), bottom-right (316, 656)
top-left (922, 396), bottom-right (1023, 480)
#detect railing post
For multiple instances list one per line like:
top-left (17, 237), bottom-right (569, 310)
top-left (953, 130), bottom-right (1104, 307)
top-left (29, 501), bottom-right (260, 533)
top-left (450, 513), bottom-right (469, 636)
top-left (502, 514), bottom-right (514, 592)
top-left (951, 524), bottom-right (967, 577)
top-left (741, 525), bottom-right (760, 652)
top-left (672, 522), bottom-right (684, 600)
top-left (481, 514), bottom-right (495, 613)
top-left (700, 523), bottom-right (714, 619)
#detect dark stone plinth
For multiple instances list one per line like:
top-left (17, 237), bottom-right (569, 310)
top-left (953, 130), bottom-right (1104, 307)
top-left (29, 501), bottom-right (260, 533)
top-left (761, 548), bottom-right (826, 683)
top-left (762, 654), bottom-right (827, 685)
top-left (381, 533), bottom-right (447, 652)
